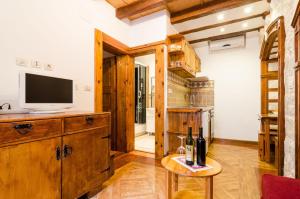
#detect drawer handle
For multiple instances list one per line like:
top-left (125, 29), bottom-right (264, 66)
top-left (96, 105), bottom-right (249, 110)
top-left (14, 124), bottom-right (32, 135)
top-left (56, 146), bottom-right (61, 160)
top-left (102, 135), bottom-right (110, 139)
top-left (86, 116), bottom-right (94, 125)
top-left (101, 167), bottom-right (110, 173)
top-left (63, 145), bottom-right (73, 157)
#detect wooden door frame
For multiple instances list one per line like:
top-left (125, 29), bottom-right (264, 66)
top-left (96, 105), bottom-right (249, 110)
top-left (94, 29), bottom-right (166, 159)
top-left (260, 17), bottom-right (286, 175)
top-left (277, 17), bottom-right (286, 176)
top-left (130, 43), bottom-right (166, 159)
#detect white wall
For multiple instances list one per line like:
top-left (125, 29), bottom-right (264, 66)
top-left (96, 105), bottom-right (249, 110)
top-left (129, 10), bottom-right (169, 46)
top-left (0, 0), bottom-right (170, 112)
top-left (195, 34), bottom-right (261, 141)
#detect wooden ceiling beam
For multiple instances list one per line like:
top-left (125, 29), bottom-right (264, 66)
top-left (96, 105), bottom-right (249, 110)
top-left (116, 0), bottom-right (167, 20)
top-left (189, 26), bottom-right (264, 44)
top-left (171, 0), bottom-right (262, 24)
top-left (180, 11), bottom-right (269, 35)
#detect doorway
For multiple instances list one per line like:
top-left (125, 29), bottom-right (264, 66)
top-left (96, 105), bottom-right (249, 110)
top-left (95, 29), bottom-right (166, 159)
top-left (134, 54), bottom-right (156, 153)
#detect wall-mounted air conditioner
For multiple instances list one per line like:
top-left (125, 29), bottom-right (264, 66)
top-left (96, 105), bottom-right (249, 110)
top-left (208, 35), bottom-right (246, 51)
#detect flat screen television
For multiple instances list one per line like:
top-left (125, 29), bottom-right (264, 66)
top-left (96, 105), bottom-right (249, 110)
top-left (19, 72), bottom-right (74, 113)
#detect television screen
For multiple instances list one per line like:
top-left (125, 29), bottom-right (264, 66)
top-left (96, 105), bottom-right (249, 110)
top-left (25, 73), bottom-right (73, 103)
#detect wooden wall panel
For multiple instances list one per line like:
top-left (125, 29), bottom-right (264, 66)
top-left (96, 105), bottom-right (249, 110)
top-left (155, 45), bottom-right (165, 159)
top-left (95, 30), bottom-right (103, 113)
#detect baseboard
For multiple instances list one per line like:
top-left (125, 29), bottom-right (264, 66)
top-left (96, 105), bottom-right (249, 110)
top-left (212, 138), bottom-right (258, 149)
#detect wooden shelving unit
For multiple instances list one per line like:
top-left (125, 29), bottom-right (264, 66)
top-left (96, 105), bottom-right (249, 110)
top-left (168, 65), bottom-right (195, 78)
top-left (167, 34), bottom-right (201, 79)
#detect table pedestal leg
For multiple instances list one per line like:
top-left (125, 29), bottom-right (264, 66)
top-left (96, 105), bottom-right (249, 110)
top-left (167, 171), bottom-right (178, 199)
top-left (206, 176), bottom-right (213, 199)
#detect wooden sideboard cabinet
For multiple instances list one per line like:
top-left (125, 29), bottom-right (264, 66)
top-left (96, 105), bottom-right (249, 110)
top-left (0, 112), bottom-right (111, 199)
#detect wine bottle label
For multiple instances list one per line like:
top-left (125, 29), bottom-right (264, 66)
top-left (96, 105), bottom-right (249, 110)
top-left (186, 145), bottom-right (194, 161)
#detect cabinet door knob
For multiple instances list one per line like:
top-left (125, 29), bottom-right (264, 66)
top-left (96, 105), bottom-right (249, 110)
top-left (14, 123), bottom-right (32, 135)
top-left (86, 116), bottom-right (94, 125)
top-left (63, 145), bottom-right (73, 157)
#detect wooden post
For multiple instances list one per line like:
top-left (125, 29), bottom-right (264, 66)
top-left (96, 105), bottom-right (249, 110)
top-left (94, 29), bottom-right (103, 113)
top-left (155, 45), bottom-right (165, 159)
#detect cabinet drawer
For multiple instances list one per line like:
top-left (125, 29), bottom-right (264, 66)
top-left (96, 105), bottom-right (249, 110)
top-left (64, 114), bottom-right (110, 133)
top-left (0, 119), bottom-right (62, 146)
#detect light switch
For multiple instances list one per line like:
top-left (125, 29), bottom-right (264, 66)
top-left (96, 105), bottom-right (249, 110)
top-left (84, 85), bottom-right (91, 92)
top-left (31, 60), bottom-right (42, 68)
top-left (44, 63), bottom-right (54, 71)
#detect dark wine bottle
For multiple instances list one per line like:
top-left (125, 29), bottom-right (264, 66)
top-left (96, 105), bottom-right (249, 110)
top-left (185, 127), bottom-right (194, 166)
top-left (197, 127), bottom-right (206, 166)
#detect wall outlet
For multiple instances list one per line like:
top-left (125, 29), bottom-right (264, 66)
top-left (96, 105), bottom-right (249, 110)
top-left (31, 60), bottom-right (42, 68)
top-left (75, 84), bottom-right (79, 91)
top-left (44, 63), bottom-right (54, 71)
top-left (16, 57), bottom-right (28, 67)
top-left (84, 85), bottom-right (91, 92)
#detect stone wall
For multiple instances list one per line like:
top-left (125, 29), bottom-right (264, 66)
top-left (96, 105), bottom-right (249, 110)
top-left (266, 0), bottom-right (298, 177)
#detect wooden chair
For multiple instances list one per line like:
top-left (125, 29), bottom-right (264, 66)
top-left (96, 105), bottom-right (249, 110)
top-left (258, 115), bottom-right (278, 166)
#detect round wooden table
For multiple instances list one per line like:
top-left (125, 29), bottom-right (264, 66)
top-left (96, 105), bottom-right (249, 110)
top-left (161, 154), bottom-right (222, 199)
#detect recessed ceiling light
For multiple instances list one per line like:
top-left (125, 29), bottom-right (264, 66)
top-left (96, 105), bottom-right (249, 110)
top-left (220, 28), bottom-right (225, 32)
top-left (244, 6), bottom-right (253, 14)
top-left (217, 13), bottom-right (225, 20)
top-left (242, 22), bottom-right (248, 28)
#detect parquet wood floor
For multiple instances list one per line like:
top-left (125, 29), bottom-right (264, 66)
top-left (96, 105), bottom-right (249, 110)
top-left (94, 143), bottom-right (277, 199)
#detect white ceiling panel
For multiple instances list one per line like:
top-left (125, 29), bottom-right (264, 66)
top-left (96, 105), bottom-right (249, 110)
top-left (185, 17), bottom-right (265, 41)
top-left (173, 1), bottom-right (270, 33)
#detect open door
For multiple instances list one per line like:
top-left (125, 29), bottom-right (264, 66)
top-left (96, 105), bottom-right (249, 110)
top-left (103, 57), bottom-right (117, 150)
top-left (116, 55), bottom-right (135, 152)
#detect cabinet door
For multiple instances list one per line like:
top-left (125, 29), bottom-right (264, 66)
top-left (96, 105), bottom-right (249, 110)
top-left (62, 127), bottom-right (110, 199)
top-left (0, 138), bottom-right (61, 199)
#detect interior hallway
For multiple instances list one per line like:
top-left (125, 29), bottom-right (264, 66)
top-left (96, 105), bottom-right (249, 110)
top-left (95, 143), bottom-right (276, 199)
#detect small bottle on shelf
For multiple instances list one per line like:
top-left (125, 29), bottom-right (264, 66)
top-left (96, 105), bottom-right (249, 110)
top-left (196, 127), bottom-right (206, 166)
top-left (185, 127), bottom-right (195, 166)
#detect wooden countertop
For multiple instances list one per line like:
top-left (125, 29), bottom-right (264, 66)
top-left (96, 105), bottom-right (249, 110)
top-left (0, 111), bottom-right (110, 123)
top-left (259, 113), bottom-right (278, 119)
top-left (167, 106), bottom-right (213, 113)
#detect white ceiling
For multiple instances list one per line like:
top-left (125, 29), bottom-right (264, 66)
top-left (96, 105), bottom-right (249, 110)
top-left (173, 1), bottom-right (270, 44)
